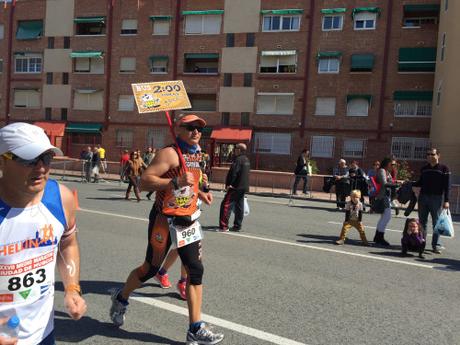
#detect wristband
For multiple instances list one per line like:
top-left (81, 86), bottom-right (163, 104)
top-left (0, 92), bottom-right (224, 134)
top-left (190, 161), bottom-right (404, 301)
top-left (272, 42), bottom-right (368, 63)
top-left (65, 284), bottom-right (82, 296)
top-left (171, 177), bottom-right (179, 190)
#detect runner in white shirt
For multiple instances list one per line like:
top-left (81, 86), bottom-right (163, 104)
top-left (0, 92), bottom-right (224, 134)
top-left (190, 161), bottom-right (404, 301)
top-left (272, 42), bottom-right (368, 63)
top-left (0, 123), bottom-right (86, 345)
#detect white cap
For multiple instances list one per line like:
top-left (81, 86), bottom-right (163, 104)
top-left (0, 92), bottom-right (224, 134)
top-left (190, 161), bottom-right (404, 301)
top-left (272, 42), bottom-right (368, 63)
top-left (0, 122), bottom-right (63, 160)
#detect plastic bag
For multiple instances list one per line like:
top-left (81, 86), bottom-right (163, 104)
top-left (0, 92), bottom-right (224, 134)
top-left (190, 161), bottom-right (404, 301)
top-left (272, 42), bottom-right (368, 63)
top-left (244, 197), bottom-right (250, 217)
top-left (434, 209), bottom-right (455, 238)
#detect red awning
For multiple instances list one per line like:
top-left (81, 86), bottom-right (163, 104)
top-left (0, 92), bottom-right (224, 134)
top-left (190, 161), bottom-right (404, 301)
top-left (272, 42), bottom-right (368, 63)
top-left (211, 128), bottom-right (252, 142)
top-left (33, 122), bottom-right (66, 137)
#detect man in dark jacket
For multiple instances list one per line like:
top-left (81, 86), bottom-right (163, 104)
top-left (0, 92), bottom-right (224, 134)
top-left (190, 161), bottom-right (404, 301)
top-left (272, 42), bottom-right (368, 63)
top-left (218, 143), bottom-right (250, 232)
top-left (412, 148), bottom-right (451, 254)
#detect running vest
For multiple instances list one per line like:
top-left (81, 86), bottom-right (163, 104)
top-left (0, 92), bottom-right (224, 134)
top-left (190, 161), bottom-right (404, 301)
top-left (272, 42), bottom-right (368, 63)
top-left (0, 179), bottom-right (67, 345)
top-left (161, 145), bottom-right (202, 218)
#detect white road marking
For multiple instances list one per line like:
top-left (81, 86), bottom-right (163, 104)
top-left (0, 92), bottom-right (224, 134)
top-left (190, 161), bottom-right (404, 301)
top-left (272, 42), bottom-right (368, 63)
top-left (129, 295), bottom-right (307, 345)
top-left (80, 208), bottom-right (436, 269)
top-left (327, 221), bottom-right (453, 240)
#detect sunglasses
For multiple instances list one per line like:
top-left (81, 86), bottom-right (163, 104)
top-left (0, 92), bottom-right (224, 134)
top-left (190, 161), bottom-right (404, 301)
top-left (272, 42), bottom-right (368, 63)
top-left (427, 153), bottom-right (437, 156)
top-left (2, 151), bottom-right (54, 167)
top-left (181, 124), bottom-right (204, 133)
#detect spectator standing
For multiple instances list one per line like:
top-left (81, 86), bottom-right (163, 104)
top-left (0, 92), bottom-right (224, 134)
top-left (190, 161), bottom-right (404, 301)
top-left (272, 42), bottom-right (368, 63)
top-left (143, 147), bottom-right (154, 166)
top-left (91, 147), bottom-right (101, 183)
top-left (219, 143), bottom-right (250, 232)
top-left (367, 161), bottom-right (380, 211)
top-left (97, 144), bottom-right (107, 172)
top-left (390, 159), bottom-right (400, 216)
top-left (125, 151), bottom-right (143, 202)
top-left (119, 150), bottom-right (130, 181)
top-left (292, 150), bottom-right (310, 195)
top-left (80, 146), bottom-right (92, 182)
top-left (333, 159), bottom-right (350, 210)
top-left (412, 148), bottom-right (451, 254)
top-left (373, 158), bottom-right (399, 246)
top-left (349, 160), bottom-right (367, 211)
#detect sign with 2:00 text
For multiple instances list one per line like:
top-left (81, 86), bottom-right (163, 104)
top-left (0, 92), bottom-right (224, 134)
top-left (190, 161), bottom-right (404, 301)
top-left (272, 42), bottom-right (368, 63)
top-left (131, 80), bottom-right (192, 114)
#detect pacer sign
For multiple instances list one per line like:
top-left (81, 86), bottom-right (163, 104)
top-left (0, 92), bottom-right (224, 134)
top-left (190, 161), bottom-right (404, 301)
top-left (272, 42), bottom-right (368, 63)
top-left (131, 80), bottom-right (191, 114)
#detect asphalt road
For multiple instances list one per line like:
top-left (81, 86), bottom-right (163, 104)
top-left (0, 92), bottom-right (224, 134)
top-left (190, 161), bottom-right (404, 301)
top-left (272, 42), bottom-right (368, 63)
top-left (52, 176), bottom-right (460, 345)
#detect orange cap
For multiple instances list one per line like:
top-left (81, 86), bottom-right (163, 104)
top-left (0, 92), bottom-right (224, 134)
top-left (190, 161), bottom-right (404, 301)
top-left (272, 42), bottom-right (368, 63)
top-left (176, 114), bottom-right (206, 127)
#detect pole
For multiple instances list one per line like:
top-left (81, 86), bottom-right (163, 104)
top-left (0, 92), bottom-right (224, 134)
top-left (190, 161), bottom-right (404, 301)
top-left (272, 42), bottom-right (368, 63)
top-left (165, 111), bottom-right (187, 173)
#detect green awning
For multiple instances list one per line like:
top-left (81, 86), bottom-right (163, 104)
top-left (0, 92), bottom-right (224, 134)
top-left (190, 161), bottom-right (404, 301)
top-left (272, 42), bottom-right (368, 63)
top-left (393, 91), bottom-right (433, 101)
top-left (352, 7), bottom-right (381, 17)
top-left (182, 10), bottom-right (224, 15)
top-left (149, 15), bottom-right (173, 21)
top-left (149, 55), bottom-right (169, 61)
top-left (74, 16), bottom-right (106, 24)
top-left (398, 47), bottom-right (437, 72)
top-left (185, 53), bottom-right (219, 59)
top-left (16, 20), bottom-right (43, 40)
top-left (70, 51), bottom-right (103, 58)
top-left (351, 54), bottom-right (375, 71)
top-left (66, 123), bottom-right (102, 134)
top-left (347, 94), bottom-right (373, 103)
top-left (404, 4), bottom-right (440, 13)
top-left (321, 8), bottom-right (347, 14)
top-left (317, 51), bottom-right (342, 59)
top-left (261, 9), bottom-right (304, 15)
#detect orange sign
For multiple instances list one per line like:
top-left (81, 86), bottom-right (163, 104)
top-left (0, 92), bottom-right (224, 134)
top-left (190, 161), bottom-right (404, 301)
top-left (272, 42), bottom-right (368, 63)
top-left (131, 80), bottom-right (192, 114)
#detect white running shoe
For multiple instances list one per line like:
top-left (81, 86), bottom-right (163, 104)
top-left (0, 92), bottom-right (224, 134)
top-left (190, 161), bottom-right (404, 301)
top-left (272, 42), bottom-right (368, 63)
top-left (109, 289), bottom-right (128, 327)
top-left (186, 323), bottom-right (224, 344)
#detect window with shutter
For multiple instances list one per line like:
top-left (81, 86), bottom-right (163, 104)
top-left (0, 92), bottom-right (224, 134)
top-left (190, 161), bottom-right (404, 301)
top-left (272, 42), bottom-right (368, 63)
top-left (153, 20), bottom-right (170, 35)
top-left (253, 132), bottom-right (291, 155)
top-left (146, 128), bottom-right (166, 149)
top-left (0, 24), bottom-right (4, 39)
top-left (257, 93), bottom-right (294, 115)
top-left (391, 137), bottom-right (430, 160)
top-left (118, 95), bottom-right (135, 111)
top-left (315, 97), bottom-right (336, 116)
top-left (343, 139), bottom-right (366, 158)
top-left (347, 98), bottom-right (369, 116)
top-left (120, 57), bottom-right (136, 73)
top-left (14, 89), bottom-right (40, 108)
top-left (311, 136), bottom-right (335, 158)
top-left (75, 58), bottom-right (90, 72)
top-left (121, 19), bottom-right (138, 35)
top-left (116, 130), bottom-right (134, 148)
top-left (185, 16), bottom-right (203, 34)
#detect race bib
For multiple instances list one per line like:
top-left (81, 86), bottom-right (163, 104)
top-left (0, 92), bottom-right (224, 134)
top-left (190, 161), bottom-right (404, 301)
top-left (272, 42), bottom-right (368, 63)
top-left (169, 221), bottom-right (202, 249)
top-left (0, 251), bottom-right (55, 305)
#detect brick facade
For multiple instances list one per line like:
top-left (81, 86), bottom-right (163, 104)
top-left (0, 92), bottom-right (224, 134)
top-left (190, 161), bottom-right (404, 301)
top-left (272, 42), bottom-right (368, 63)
top-left (0, 0), bottom-right (441, 175)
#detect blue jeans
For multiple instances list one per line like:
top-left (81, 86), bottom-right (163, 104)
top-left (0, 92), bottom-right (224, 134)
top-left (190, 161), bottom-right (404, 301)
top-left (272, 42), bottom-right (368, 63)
top-left (418, 194), bottom-right (443, 248)
top-left (39, 331), bottom-right (55, 345)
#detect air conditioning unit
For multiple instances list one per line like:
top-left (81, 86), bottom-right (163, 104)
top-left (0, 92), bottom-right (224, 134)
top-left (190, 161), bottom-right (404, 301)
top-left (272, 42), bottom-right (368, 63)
top-left (276, 44), bottom-right (282, 49)
top-left (273, 84), bottom-right (279, 89)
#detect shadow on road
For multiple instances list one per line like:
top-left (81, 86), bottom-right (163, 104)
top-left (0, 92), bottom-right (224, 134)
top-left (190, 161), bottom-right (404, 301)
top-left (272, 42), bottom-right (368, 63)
top-left (426, 258), bottom-right (460, 271)
top-left (289, 204), bottom-right (340, 212)
top-left (54, 311), bottom-right (182, 344)
top-left (296, 233), bottom-right (368, 247)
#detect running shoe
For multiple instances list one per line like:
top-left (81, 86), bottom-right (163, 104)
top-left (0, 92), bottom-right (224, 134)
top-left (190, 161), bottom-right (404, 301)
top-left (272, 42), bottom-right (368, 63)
top-left (186, 323), bottom-right (224, 344)
top-left (155, 273), bottom-right (172, 289)
top-left (110, 289), bottom-right (128, 327)
top-left (216, 227), bottom-right (229, 232)
top-left (177, 280), bottom-right (187, 300)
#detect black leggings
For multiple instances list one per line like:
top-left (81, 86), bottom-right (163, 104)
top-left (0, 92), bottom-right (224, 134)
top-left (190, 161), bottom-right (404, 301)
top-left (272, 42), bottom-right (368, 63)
top-left (138, 208), bottom-right (204, 285)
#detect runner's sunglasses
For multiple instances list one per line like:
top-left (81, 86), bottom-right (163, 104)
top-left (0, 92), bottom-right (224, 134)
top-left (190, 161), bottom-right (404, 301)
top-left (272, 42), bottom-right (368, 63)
top-left (180, 124), bottom-right (204, 133)
top-left (2, 151), bottom-right (55, 167)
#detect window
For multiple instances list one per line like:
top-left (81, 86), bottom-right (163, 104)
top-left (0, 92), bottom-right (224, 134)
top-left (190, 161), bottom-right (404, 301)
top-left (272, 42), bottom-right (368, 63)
top-left (445, 0), bottom-right (448, 11)
top-left (48, 37), bottom-right (54, 49)
top-left (246, 33), bottom-right (255, 47)
top-left (343, 139), bottom-right (366, 158)
top-left (64, 37), bottom-right (70, 48)
top-left (16, 20), bottom-right (43, 40)
top-left (322, 15), bottom-right (343, 31)
top-left (61, 108), bottom-right (67, 121)
top-left (153, 19), bottom-right (170, 35)
top-left (120, 57), bottom-right (136, 73)
top-left (63, 73), bottom-right (69, 84)
top-left (184, 54), bottom-right (218, 74)
top-left (149, 56), bottom-right (168, 73)
top-left (45, 108), bottom-right (52, 120)
top-left (391, 137), bottom-right (430, 160)
top-left (310, 136), bottom-right (335, 158)
top-left (13, 89), bottom-right (41, 108)
top-left (74, 57), bottom-right (104, 74)
top-left (75, 17), bottom-right (106, 36)
top-left (0, 24), bottom-right (3, 39)
top-left (241, 112), bottom-right (250, 126)
top-left (118, 95), bottom-right (135, 111)
top-left (256, 93), bottom-right (294, 115)
top-left (121, 19), bottom-right (138, 35)
top-left (0, 59), bottom-right (3, 73)
top-left (260, 51), bottom-right (297, 74)
top-left (262, 15), bottom-right (300, 32)
top-left (221, 112), bottom-right (230, 125)
top-left (350, 54), bottom-right (375, 72)
top-left (189, 94), bottom-right (216, 111)
top-left (73, 90), bottom-right (104, 110)
top-left (146, 128), bottom-right (166, 149)
top-left (253, 132), bottom-right (291, 155)
top-left (116, 130), bottom-right (134, 148)
top-left (244, 73), bottom-right (252, 87)
top-left (403, 17), bottom-right (437, 28)
top-left (185, 15), bottom-right (222, 35)
top-left (347, 97), bottom-right (370, 116)
top-left (440, 33), bottom-right (446, 62)
top-left (46, 72), bottom-right (53, 84)
top-left (223, 73), bottom-right (232, 87)
top-left (315, 97), bottom-right (336, 116)
top-left (318, 58), bottom-right (340, 73)
top-left (354, 12), bottom-right (377, 30)
top-left (394, 101), bottom-right (432, 117)
top-left (14, 53), bottom-right (42, 73)
top-left (226, 33), bottom-right (234, 47)
top-left (71, 133), bottom-right (102, 145)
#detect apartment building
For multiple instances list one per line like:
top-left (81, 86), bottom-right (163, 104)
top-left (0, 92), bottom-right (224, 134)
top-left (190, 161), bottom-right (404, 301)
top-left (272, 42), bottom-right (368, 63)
top-left (0, 0), bottom-right (449, 174)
